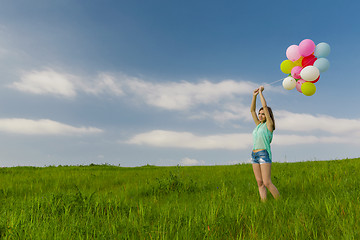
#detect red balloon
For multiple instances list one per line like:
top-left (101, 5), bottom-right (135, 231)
top-left (302, 54), bottom-right (317, 67)
top-left (310, 75), bottom-right (320, 83)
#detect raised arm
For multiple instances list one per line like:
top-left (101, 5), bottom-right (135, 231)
top-left (258, 86), bottom-right (274, 132)
top-left (251, 88), bottom-right (260, 125)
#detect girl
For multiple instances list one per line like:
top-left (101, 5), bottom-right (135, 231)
top-left (250, 86), bottom-right (280, 201)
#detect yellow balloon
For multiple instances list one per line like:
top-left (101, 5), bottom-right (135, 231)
top-left (280, 60), bottom-right (295, 74)
top-left (301, 82), bottom-right (316, 96)
top-left (293, 56), bottom-right (303, 67)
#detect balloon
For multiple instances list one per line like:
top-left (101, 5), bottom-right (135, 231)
top-left (291, 66), bottom-right (302, 79)
top-left (279, 39), bottom-right (330, 96)
top-left (314, 58), bottom-right (330, 73)
top-left (299, 39), bottom-right (316, 57)
top-left (280, 60), bottom-right (295, 74)
top-left (300, 66), bottom-right (320, 81)
top-left (296, 79), bottom-right (306, 93)
top-left (301, 82), bottom-right (316, 96)
top-left (309, 75), bottom-right (320, 84)
top-left (314, 42), bottom-right (331, 58)
top-left (286, 45), bottom-right (301, 61)
top-left (282, 76), bottom-right (297, 90)
top-left (293, 57), bottom-right (303, 67)
top-left (302, 54), bottom-right (317, 67)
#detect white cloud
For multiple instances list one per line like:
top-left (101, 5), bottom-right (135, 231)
top-left (126, 130), bottom-right (252, 150)
top-left (189, 102), bottom-right (252, 125)
top-left (10, 70), bottom-right (360, 144)
top-left (124, 78), bottom-right (257, 110)
top-left (76, 72), bottom-right (124, 96)
top-left (10, 71), bottom-right (258, 111)
top-left (273, 134), bottom-right (351, 146)
top-left (125, 108), bottom-right (360, 150)
top-left (126, 129), bottom-right (359, 150)
top-left (275, 110), bottom-right (360, 135)
top-left (0, 118), bottom-right (103, 135)
top-left (180, 157), bottom-right (205, 166)
top-left (10, 69), bottom-right (77, 98)
top-left (9, 70), bottom-right (126, 99)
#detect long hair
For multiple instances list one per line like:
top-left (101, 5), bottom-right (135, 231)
top-left (259, 106), bottom-right (275, 131)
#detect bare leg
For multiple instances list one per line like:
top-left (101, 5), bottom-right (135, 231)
top-left (252, 164), bottom-right (267, 201)
top-left (260, 163), bottom-right (280, 199)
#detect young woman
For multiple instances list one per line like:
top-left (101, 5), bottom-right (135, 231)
top-left (250, 86), bottom-right (280, 201)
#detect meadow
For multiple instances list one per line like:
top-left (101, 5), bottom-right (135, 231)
top-left (0, 158), bottom-right (359, 239)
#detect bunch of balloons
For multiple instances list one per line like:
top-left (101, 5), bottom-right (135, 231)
top-left (280, 39), bottom-right (330, 96)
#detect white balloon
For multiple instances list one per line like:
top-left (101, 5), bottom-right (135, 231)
top-left (282, 76), bottom-right (296, 90)
top-left (300, 66), bottom-right (320, 81)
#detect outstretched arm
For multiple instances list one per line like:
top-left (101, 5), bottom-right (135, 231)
top-left (258, 86), bottom-right (274, 132)
top-left (251, 88), bottom-right (260, 125)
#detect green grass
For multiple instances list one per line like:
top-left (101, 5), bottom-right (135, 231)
top-left (1, 158), bottom-right (359, 239)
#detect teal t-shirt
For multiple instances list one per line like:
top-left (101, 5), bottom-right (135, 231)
top-left (252, 123), bottom-right (273, 160)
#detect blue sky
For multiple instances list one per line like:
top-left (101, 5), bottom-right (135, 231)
top-left (0, 0), bottom-right (359, 167)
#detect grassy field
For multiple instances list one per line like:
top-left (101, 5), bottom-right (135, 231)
top-left (0, 158), bottom-right (359, 239)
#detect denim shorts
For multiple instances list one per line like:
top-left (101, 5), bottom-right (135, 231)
top-left (251, 150), bottom-right (272, 164)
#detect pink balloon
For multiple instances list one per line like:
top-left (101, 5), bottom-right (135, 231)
top-left (299, 39), bottom-right (316, 57)
top-left (296, 79), bottom-right (306, 93)
top-left (291, 66), bottom-right (302, 79)
top-left (286, 45), bottom-right (301, 61)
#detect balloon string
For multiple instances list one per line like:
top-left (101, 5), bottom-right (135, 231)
top-left (263, 78), bottom-right (285, 86)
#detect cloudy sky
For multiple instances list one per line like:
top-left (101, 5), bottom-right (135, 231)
top-left (0, 0), bottom-right (359, 167)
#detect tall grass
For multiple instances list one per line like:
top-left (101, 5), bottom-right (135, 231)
top-left (0, 158), bottom-right (359, 239)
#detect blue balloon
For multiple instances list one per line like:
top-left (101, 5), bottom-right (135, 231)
top-left (314, 58), bottom-right (330, 73)
top-left (314, 42), bottom-right (331, 58)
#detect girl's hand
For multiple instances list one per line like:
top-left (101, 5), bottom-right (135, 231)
top-left (259, 86), bottom-right (264, 92)
top-left (253, 88), bottom-right (259, 96)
